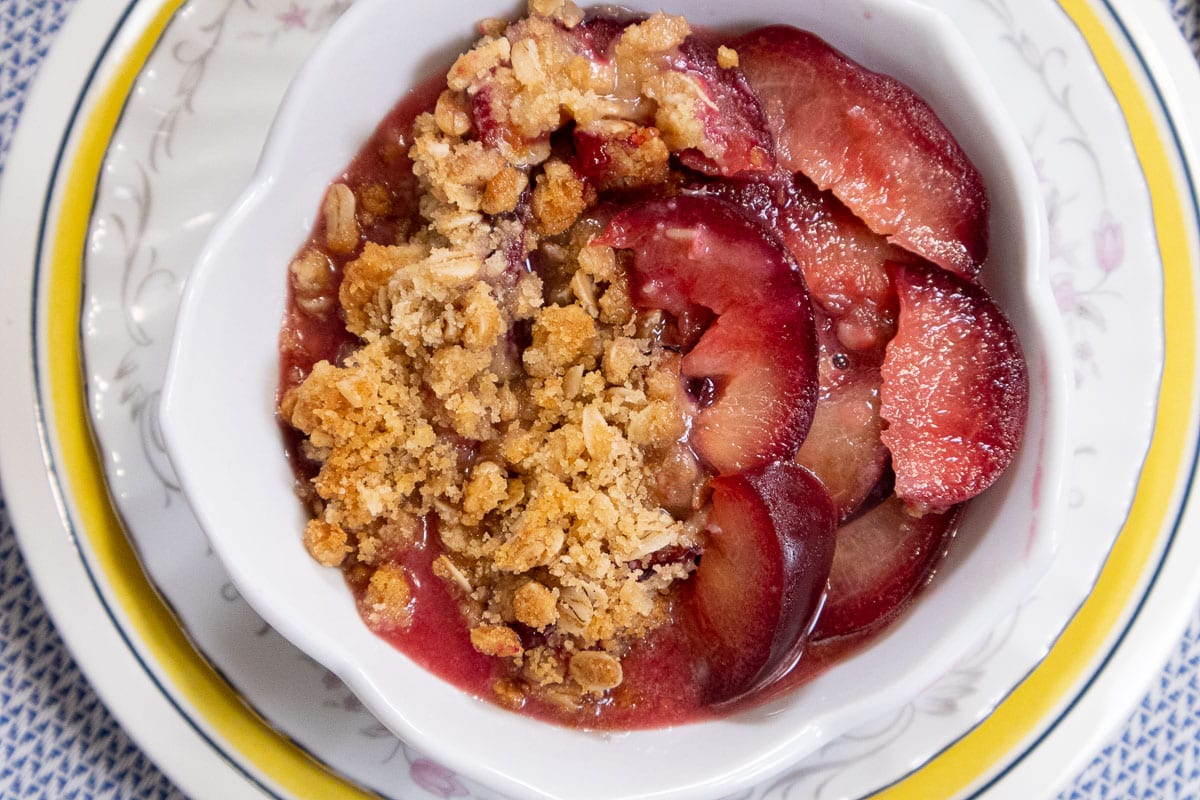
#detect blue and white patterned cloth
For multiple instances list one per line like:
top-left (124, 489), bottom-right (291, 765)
top-left (0, 1), bottom-right (1198, 798)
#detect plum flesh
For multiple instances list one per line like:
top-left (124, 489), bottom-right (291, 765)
top-left (686, 172), bottom-right (912, 354)
top-left (813, 495), bottom-right (959, 641)
top-left (599, 194), bottom-right (819, 476)
top-left (880, 261), bottom-right (1028, 509)
top-left (689, 461), bottom-right (836, 703)
top-left (735, 25), bottom-right (988, 279)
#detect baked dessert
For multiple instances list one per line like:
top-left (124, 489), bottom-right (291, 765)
top-left (276, 0), bottom-right (1027, 728)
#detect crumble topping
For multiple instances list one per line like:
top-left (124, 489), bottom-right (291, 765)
top-left (279, 0), bottom-right (747, 709)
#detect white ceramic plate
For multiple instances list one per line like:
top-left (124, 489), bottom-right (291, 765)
top-left (157, 0), bottom-right (1068, 796)
top-left (1, 0), bottom-right (1197, 798)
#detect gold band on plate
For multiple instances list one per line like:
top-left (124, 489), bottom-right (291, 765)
top-left (40, 1), bottom-right (1197, 799)
top-left (44, 0), bottom-right (377, 797)
top-left (880, 0), bottom-right (1198, 795)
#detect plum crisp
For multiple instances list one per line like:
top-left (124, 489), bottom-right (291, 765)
top-left (277, 1), bottom-right (1028, 727)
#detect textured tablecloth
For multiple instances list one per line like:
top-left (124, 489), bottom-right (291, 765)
top-left (1, 1), bottom-right (1198, 798)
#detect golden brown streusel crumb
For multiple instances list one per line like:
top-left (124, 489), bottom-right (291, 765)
top-left (513, 580), bottom-right (559, 628)
top-left (645, 351), bottom-right (683, 401)
top-left (577, 241), bottom-right (619, 283)
top-left (568, 271), bottom-right (599, 318)
top-left (717, 44), bottom-right (740, 69)
top-left (303, 519), bottom-right (350, 567)
top-left (477, 17), bottom-right (507, 38)
top-left (462, 461), bottom-right (509, 524)
top-left (460, 283), bottom-right (505, 350)
top-left (427, 6), bottom-right (726, 187)
top-left (529, 0), bottom-right (584, 27)
top-left (286, 6), bottom-right (723, 710)
top-left (362, 563), bottom-right (413, 629)
top-left (569, 650), bottom-right (624, 694)
top-left (491, 678), bottom-right (528, 710)
top-left (531, 159), bottom-right (595, 235)
top-left (513, 272), bottom-right (545, 318)
top-left (627, 399), bottom-right (687, 448)
top-left (447, 35), bottom-right (512, 92)
top-left (522, 645), bottom-right (568, 687)
top-left (410, 119), bottom-right (507, 213)
top-left (618, 13), bottom-right (690, 58)
top-left (290, 343), bottom-right (456, 528)
top-left (522, 303), bottom-right (600, 377)
top-left (359, 183), bottom-right (393, 218)
top-left (432, 554), bottom-right (474, 594)
top-left (580, 404), bottom-right (615, 461)
top-left (603, 336), bottom-right (651, 384)
top-left (278, 386), bottom-right (299, 424)
top-left (597, 270), bottom-right (634, 326)
top-left (482, 164), bottom-right (529, 215)
top-left (339, 241), bottom-right (428, 336)
top-left (470, 624), bottom-right (524, 657)
top-left (644, 70), bottom-right (709, 155)
top-left (356, 513), bottom-right (421, 565)
top-left (493, 520), bottom-right (566, 573)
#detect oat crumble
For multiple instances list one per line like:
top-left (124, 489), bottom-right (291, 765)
top-left (265, 0), bottom-right (1021, 729)
top-left (278, 0), bottom-right (751, 711)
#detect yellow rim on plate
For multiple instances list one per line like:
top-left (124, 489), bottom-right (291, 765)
top-left (44, 0), bottom-right (377, 797)
top-left (40, 0), bottom-right (1198, 797)
top-left (876, 1), bottom-right (1197, 795)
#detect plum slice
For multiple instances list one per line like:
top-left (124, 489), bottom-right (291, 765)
top-left (734, 25), bottom-right (988, 279)
top-left (688, 460), bottom-right (837, 703)
top-left (572, 10), bottom-right (639, 59)
top-left (798, 374), bottom-right (886, 521)
top-left (812, 495), bottom-right (959, 641)
top-left (687, 172), bottom-right (910, 354)
top-left (881, 261), bottom-right (1028, 509)
top-left (597, 194), bottom-right (818, 474)
top-left (666, 36), bottom-right (775, 177)
top-left (796, 315), bottom-right (889, 521)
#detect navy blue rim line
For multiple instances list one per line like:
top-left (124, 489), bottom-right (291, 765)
top-left (25, 3), bottom-right (1200, 800)
top-left (29, 2), bottom-right (292, 799)
top-left (66, 1), bottom-right (394, 796)
top-left (857, 2), bottom-right (1200, 797)
top-left (960, 2), bottom-right (1200, 794)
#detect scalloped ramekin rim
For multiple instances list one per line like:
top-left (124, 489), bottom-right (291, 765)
top-left (160, 1), bottom-right (1070, 798)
